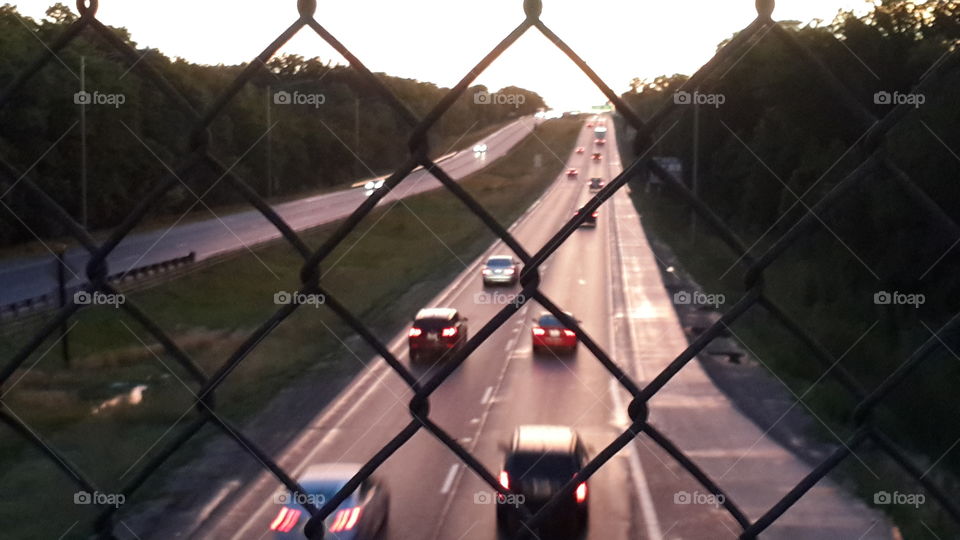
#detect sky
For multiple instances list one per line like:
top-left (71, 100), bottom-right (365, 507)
top-left (11, 0), bottom-right (876, 111)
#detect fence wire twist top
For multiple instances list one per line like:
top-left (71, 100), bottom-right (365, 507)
top-left (1, 0), bottom-right (958, 538)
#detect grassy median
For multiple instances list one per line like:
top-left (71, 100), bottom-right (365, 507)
top-left (0, 117), bottom-right (582, 539)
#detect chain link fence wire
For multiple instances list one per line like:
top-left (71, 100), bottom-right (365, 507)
top-left (1, 0), bottom-right (959, 537)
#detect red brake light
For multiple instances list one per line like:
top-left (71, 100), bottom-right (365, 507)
top-left (441, 327), bottom-right (458, 338)
top-left (483, 268), bottom-right (492, 275)
top-left (270, 507), bottom-right (301, 533)
top-left (345, 507), bottom-right (362, 530)
top-left (532, 327), bottom-right (546, 336)
top-left (499, 471), bottom-right (510, 490)
top-left (503, 268), bottom-right (515, 275)
top-left (563, 329), bottom-right (576, 338)
top-left (409, 327), bottom-right (423, 337)
top-left (575, 482), bottom-right (588, 503)
top-left (330, 507), bottom-right (361, 532)
top-left (592, 211), bottom-right (599, 218)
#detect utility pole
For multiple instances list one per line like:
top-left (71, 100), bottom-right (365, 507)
top-left (80, 56), bottom-right (88, 228)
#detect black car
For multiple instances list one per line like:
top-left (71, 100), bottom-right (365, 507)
top-left (587, 178), bottom-right (604, 193)
top-left (497, 425), bottom-right (589, 539)
top-left (408, 308), bottom-right (468, 363)
top-left (572, 209), bottom-right (598, 228)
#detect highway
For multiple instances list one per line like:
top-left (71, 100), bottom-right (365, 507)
top-left (178, 117), bottom-right (891, 540)
top-left (0, 116), bottom-right (536, 307)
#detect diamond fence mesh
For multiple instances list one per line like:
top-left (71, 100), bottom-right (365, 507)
top-left (0, 0), bottom-right (959, 538)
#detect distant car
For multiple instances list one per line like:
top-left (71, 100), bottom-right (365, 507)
top-left (573, 209), bottom-right (598, 228)
top-left (408, 308), bottom-right (468, 363)
top-left (575, 147), bottom-right (585, 154)
top-left (594, 139), bottom-right (605, 146)
top-left (363, 179), bottom-right (385, 197)
top-left (531, 311), bottom-right (578, 354)
top-left (497, 425), bottom-right (589, 538)
top-left (566, 168), bottom-right (579, 178)
top-left (483, 255), bottom-right (520, 286)
top-left (588, 178), bottom-right (604, 193)
top-left (270, 463), bottom-right (389, 540)
top-left (473, 143), bottom-right (488, 153)
top-left (591, 152), bottom-right (602, 161)
top-left (586, 123), bottom-right (593, 128)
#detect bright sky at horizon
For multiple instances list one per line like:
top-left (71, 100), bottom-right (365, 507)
top-left (10, 0), bottom-right (876, 111)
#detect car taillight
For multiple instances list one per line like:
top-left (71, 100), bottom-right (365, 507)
top-left (270, 507), bottom-right (301, 533)
top-left (409, 327), bottom-right (422, 337)
top-left (575, 482), bottom-right (588, 503)
top-left (329, 507), bottom-right (362, 533)
top-left (532, 327), bottom-right (546, 336)
top-left (441, 327), bottom-right (458, 338)
top-left (499, 471), bottom-right (510, 490)
top-left (483, 268), bottom-right (492, 275)
top-left (563, 329), bottom-right (576, 338)
top-left (503, 268), bottom-right (515, 275)
top-left (591, 211), bottom-right (599, 218)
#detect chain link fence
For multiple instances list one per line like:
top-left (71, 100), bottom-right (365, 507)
top-left (1, 0), bottom-right (959, 538)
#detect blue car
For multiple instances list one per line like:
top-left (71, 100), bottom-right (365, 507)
top-left (270, 463), bottom-right (389, 539)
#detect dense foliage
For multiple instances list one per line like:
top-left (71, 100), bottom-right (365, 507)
top-left (0, 3), bottom-right (546, 246)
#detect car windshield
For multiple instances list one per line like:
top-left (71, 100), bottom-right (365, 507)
top-left (415, 317), bottom-right (453, 330)
top-left (507, 452), bottom-right (579, 479)
top-left (288, 479), bottom-right (359, 511)
top-left (537, 315), bottom-right (564, 327)
top-left (487, 258), bottom-right (513, 267)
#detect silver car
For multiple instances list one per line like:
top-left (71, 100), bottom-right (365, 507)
top-left (482, 255), bottom-right (520, 286)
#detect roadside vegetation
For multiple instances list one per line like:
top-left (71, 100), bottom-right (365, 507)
top-left (0, 117), bottom-right (582, 539)
top-left (617, 1), bottom-right (960, 537)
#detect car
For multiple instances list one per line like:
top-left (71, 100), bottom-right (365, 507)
top-left (496, 425), bottom-right (589, 538)
top-left (587, 178), bottom-right (604, 193)
top-left (363, 179), bottom-right (384, 197)
top-left (593, 138), bottom-right (605, 146)
top-left (408, 308), bottom-right (468, 363)
top-left (573, 209), bottom-right (598, 228)
top-left (531, 311), bottom-right (578, 355)
top-left (591, 152), bottom-right (602, 161)
top-left (586, 123), bottom-right (593, 128)
top-left (270, 463), bottom-right (389, 539)
top-left (483, 255), bottom-right (520, 286)
top-left (575, 147), bottom-right (585, 154)
top-left (473, 143), bottom-right (488, 153)
top-left (566, 168), bottom-right (579, 178)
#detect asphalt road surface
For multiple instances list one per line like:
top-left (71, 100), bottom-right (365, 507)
top-left (0, 116), bottom-right (536, 307)
top-left (179, 117), bottom-right (891, 540)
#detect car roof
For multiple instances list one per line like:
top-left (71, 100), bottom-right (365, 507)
top-left (512, 425), bottom-right (579, 454)
top-left (487, 255), bottom-right (514, 263)
top-left (415, 307), bottom-right (458, 320)
top-left (299, 463), bottom-right (362, 483)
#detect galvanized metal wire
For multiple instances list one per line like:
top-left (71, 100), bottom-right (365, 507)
top-left (1, 0), bottom-right (958, 538)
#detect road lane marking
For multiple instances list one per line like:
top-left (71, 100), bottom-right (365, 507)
top-left (440, 464), bottom-right (460, 495)
top-left (480, 386), bottom-right (494, 405)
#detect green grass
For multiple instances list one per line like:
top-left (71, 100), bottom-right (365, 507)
top-left (0, 117), bottom-right (582, 540)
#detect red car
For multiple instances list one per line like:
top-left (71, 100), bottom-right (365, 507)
top-left (409, 308), bottom-right (468, 363)
top-left (575, 147), bottom-right (585, 154)
top-left (591, 152), bottom-right (602, 161)
top-left (586, 123), bottom-right (593, 128)
top-left (566, 168), bottom-right (578, 178)
top-left (531, 312), bottom-right (578, 355)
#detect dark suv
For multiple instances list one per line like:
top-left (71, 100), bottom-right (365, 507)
top-left (408, 308), bottom-right (468, 364)
top-left (497, 425), bottom-right (589, 539)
